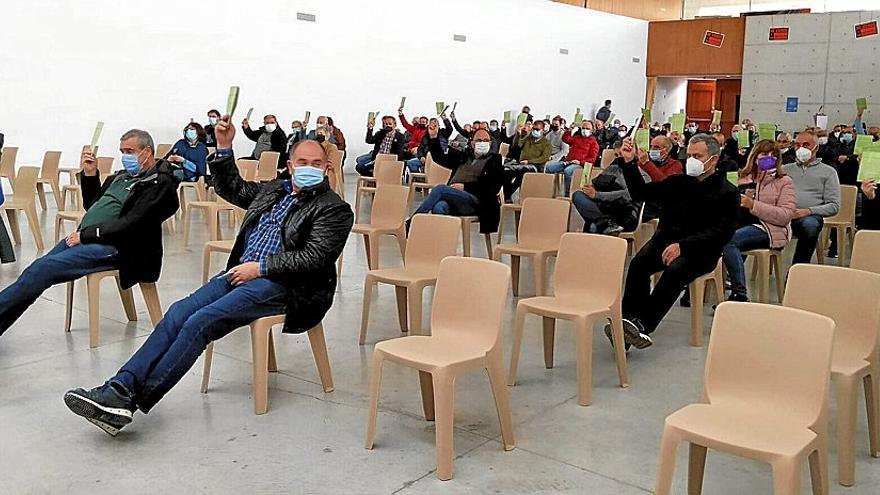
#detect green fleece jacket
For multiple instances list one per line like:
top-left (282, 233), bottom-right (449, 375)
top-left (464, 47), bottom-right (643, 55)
top-left (515, 134), bottom-right (551, 166)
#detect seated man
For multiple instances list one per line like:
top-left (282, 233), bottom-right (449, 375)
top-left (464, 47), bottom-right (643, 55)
top-left (607, 134), bottom-right (739, 350)
top-left (782, 130), bottom-right (840, 265)
top-left (355, 115), bottom-right (407, 176)
top-left (242, 114), bottom-right (287, 168)
top-left (545, 116), bottom-right (567, 163)
top-left (544, 120), bottom-right (599, 195)
top-left (399, 109), bottom-right (428, 160)
top-left (777, 132), bottom-right (796, 164)
top-left (410, 128), bottom-right (503, 235)
top-left (64, 119), bottom-right (353, 435)
top-left (0, 130), bottom-right (178, 336)
top-left (637, 135), bottom-right (683, 182)
top-left (503, 120), bottom-right (550, 201)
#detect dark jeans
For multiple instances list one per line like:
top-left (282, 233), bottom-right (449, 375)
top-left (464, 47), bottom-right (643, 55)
top-left (112, 273), bottom-right (287, 412)
top-left (501, 162), bottom-right (538, 201)
top-left (571, 191), bottom-right (636, 233)
top-left (721, 225), bottom-right (769, 297)
top-left (0, 240), bottom-right (118, 335)
top-left (413, 185), bottom-right (479, 216)
top-left (790, 214), bottom-right (824, 265)
top-left (355, 153), bottom-right (374, 176)
top-left (622, 237), bottom-right (718, 334)
top-left (0, 215), bottom-right (14, 264)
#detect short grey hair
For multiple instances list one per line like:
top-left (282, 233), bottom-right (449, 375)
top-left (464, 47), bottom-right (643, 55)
top-left (689, 133), bottom-right (720, 157)
top-left (120, 129), bottom-right (155, 154)
top-left (777, 132), bottom-right (791, 141)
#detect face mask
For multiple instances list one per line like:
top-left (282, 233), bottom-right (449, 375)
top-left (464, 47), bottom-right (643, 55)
top-left (840, 133), bottom-right (853, 143)
top-left (265, 123), bottom-right (277, 132)
top-left (383, 125), bottom-right (394, 132)
top-left (618, 131), bottom-right (627, 138)
top-left (315, 135), bottom-right (326, 143)
top-left (293, 165), bottom-right (325, 188)
top-left (649, 150), bottom-right (664, 162)
top-left (292, 127), bottom-right (302, 133)
top-left (418, 124), bottom-right (427, 129)
top-left (780, 147), bottom-right (790, 154)
top-left (817, 137), bottom-right (828, 145)
top-left (581, 129), bottom-right (592, 137)
top-left (757, 156), bottom-right (777, 171)
top-left (473, 142), bottom-right (491, 156)
top-left (531, 130), bottom-right (542, 139)
top-left (550, 124), bottom-right (559, 132)
top-left (685, 156), bottom-right (706, 177)
top-left (796, 146), bottom-right (813, 163)
top-left (121, 153), bottom-right (141, 175)
top-left (185, 129), bottom-right (198, 141)
top-left (833, 131), bottom-right (840, 138)
top-left (208, 117), bottom-right (218, 126)
top-left (489, 124), bottom-right (498, 132)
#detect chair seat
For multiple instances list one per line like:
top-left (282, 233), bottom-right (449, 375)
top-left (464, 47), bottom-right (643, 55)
top-left (188, 201), bottom-right (230, 209)
top-left (0, 200), bottom-right (27, 209)
top-left (57, 211), bottom-right (85, 221)
top-left (830, 343), bottom-right (871, 377)
top-left (375, 335), bottom-right (487, 369)
top-left (500, 203), bottom-right (523, 212)
top-left (352, 223), bottom-right (403, 235)
top-left (368, 267), bottom-right (438, 285)
top-left (252, 314), bottom-right (286, 328)
top-left (666, 403), bottom-right (816, 458)
top-left (205, 239), bottom-right (235, 251)
top-left (495, 243), bottom-right (558, 257)
top-left (824, 220), bottom-right (851, 227)
top-left (517, 295), bottom-right (611, 320)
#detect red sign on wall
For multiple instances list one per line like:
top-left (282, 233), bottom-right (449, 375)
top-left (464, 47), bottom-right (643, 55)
top-left (769, 26), bottom-right (790, 41)
top-left (703, 30), bottom-right (725, 48)
top-left (854, 20), bottom-right (878, 39)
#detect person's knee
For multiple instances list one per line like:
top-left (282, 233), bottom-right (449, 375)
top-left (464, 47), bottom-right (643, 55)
top-left (432, 201), bottom-right (450, 215)
top-left (563, 165), bottom-right (580, 177)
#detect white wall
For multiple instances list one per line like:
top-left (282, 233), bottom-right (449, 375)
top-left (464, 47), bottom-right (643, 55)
top-left (0, 0), bottom-right (647, 184)
top-left (652, 77), bottom-right (689, 126)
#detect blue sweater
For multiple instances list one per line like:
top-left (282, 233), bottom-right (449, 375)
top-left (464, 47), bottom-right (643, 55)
top-left (170, 139), bottom-right (208, 181)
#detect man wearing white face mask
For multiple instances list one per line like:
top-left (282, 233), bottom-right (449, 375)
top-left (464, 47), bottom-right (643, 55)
top-left (606, 134), bottom-right (739, 350)
top-left (242, 114), bottom-right (287, 167)
top-left (65, 118), bottom-right (353, 435)
top-left (0, 130), bottom-right (179, 337)
top-left (782, 130), bottom-right (840, 265)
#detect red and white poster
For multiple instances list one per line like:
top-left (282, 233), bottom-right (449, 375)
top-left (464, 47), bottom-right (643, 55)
top-left (769, 26), bottom-right (790, 42)
top-left (855, 20), bottom-right (878, 39)
top-left (703, 30), bottom-right (725, 48)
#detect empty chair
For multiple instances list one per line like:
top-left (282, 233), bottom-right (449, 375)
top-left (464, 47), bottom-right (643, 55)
top-left (183, 181), bottom-right (237, 246)
top-left (744, 248), bottom-right (784, 303)
top-left (496, 173), bottom-right (555, 244)
top-left (360, 214), bottom-right (461, 343)
top-left (354, 160), bottom-right (403, 223)
top-left (365, 257), bottom-right (514, 481)
top-left (655, 302), bottom-right (835, 495)
top-left (155, 143), bottom-right (172, 159)
top-left (34, 151), bottom-right (63, 210)
top-left (686, 259), bottom-right (724, 347)
top-left (851, 230), bottom-right (880, 274)
top-left (508, 233), bottom-right (630, 406)
top-left (410, 153), bottom-right (451, 198)
top-left (327, 147), bottom-right (344, 198)
top-left (255, 151), bottom-right (280, 181)
top-left (817, 184), bottom-right (858, 265)
top-left (783, 264), bottom-right (880, 486)
top-left (1, 166), bottom-right (44, 251)
top-left (61, 156), bottom-right (113, 211)
top-left (177, 176), bottom-right (207, 216)
top-left (493, 198), bottom-right (570, 296)
top-left (351, 184), bottom-right (409, 270)
top-left (0, 146), bottom-right (18, 184)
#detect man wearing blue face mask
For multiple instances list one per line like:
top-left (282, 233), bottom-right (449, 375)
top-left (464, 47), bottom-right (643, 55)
top-left (0, 130), bottom-right (179, 337)
top-left (64, 116), bottom-right (353, 435)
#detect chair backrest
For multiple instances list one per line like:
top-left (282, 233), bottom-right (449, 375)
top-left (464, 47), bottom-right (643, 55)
top-left (705, 303), bottom-right (835, 428)
top-left (499, 142), bottom-right (510, 160)
top-left (424, 152), bottom-right (435, 171)
top-left (369, 184), bottom-right (410, 228)
top-left (404, 214), bottom-right (462, 272)
top-left (0, 147), bottom-right (18, 179)
top-left (553, 233), bottom-right (627, 306)
top-left (517, 198), bottom-right (570, 249)
top-left (40, 151), bottom-right (62, 179)
top-left (375, 153), bottom-right (397, 163)
top-left (156, 143), bottom-right (172, 158)
top-left (373, 160), bottom-right (404, 186)
top-left (256, 151), bottom-right (280, 181)
top-left (96, 157), bottom-right (114, 175)
top-left (600, 149), bottom-right (616, 169)
top-left (851, 230), bottom-right (880, 274)
top-left (568, 168), bottom-right (603, 198)
top-left (431, 257), bottom-right (510, 352)
top-left (519, 173), bottom-right (556, 202)
top-left (826, 185), bottom-right (858, 223)
top-left (327, 148), bottom-right (344, 193)
top-left (783, 264), bottom-right (880, 364)
top-left (12, 166), bottom-right (40, 199)
top-left (236, 159), bottom-right (258, 181)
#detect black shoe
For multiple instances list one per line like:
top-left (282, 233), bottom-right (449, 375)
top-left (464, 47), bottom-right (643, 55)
top-left (727, 292), bottom-right (749, 303)
top-left (603, 323), bottom-right (631, 352)
top-left (609, 318), bottom-right (653, 350)
top-left (679, 294), bottom-right (691, 308)
top-left (827, 249), bottom-right (838, 259)
top-left (64, 382), bottom-right (136, 436)
top-left (602, 222), bottom-right (624, 236)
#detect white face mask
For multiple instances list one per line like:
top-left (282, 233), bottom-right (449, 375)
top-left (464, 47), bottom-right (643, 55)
top-left (818, 137), bottom-right (828, 145)
top-left (265, 123), bottom-right (277, 132)
top-left (618, 131), bottom-right (626, 138)
top-left (208, 117), bottom-right (218, 126)
top-left (685, 156), bottom-right (706, 177)
top-left (795, 146), bottom-right (813, 163)
top-left (581, 129), bottom-right (592, 137)
top-left (473, 141), bottom-right (491, 156)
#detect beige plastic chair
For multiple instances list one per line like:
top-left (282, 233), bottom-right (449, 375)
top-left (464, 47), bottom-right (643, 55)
top-left (508, 233), bottom-right (630, 406)
top-left (61, 156), bottom-right (112, 210)
top-left (236, 158), bottom-right (259, 181)
top-left (155, 143), bottom-right (172, 159)
top-left (177, 177), bottom-right (207, 217)
top-left (499, 142), bottom-right (510, 161)
top-left (34, 151), bottom-right (63, 210)
top-left (497, 173), bottom-right (555, 245)
top-left (599, 148), bottom-right (616, 169)
top-left (183, 180), bottom-right (236, 246)
top-left (375, 153), bottom-right (397, 163)
top-left (360, 214), bottom-right (461, 343)
top-left (64, 270), bottom-right (163, 348)
top-left (254, 151), bottom-right (280, 181)
top-left (0, 146), bottom-right (18, 184)
top-left (783, 264), bottom-right (880, 486)
top-left (201, 315), bottom-right (333, 415)
top-left (365, 257), bottom-right (514, 481)
top-left (1, 166), bottom-right (44, 251)
top-left (851, 230), bottom-right (880, 274)
top-left (744, 248), bottom-right (784, 303)
top-left (54, 181), bottom-right (85, 242)
top-left (687, 259), bottom-right (724, 347)
top-left (411, 154), bottom-right (452, 198)
top-left (618, 204), bottom-right (655, 255)
top-left (459, 215), bottom-right (494, 258)
top-left (655, 302), bottom-right (835, 495)
top-left (202, 239), bottom-right (234, 283)
top-left (408, 152), bottom-right (432, 185)
top-left (355, 160), bottom-right (403, 223)
top-left (328, 147), bottom-right (344, 198)
top-left (817, 185), bottom-right (858, 265)
top-left (493, 198), bottom-right (570, 297)
top-left (58, 146), bottom-right (98, 201)
top-left (351, 184), bottom-right (409, 270)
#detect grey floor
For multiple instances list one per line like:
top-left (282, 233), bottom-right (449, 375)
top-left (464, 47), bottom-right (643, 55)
top-left (1, 175), bottom-right (878, 494)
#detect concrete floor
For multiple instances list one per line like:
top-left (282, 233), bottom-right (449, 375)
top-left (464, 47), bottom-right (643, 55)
top-left (1, 176), bottom-right (878, 494)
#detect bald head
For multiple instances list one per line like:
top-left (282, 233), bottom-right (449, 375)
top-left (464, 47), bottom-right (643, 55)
top-left (288, 139), bottom-right (328, 171)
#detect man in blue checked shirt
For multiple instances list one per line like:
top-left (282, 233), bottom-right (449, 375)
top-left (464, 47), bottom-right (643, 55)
top-left (65, 116), bottom-right (353, 436)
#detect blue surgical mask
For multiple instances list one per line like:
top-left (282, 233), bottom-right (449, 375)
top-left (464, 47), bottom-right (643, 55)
top-left (121, 153), bottom-right (141, 175)
top-left (185, 129), bottom-right (198, 141)
top-left (293, 165), bottom-right (325, 188)
top-left (841, 133), bottom-right (854, 143)
top-left (649, 150), bottom-right (663, 162)
top-left (489, 124), bottom-right (498, 132)
top-left (531, 130), bottom-right (542, 139)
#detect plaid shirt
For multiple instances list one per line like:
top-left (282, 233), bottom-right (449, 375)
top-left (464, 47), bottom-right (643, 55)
top-left (240, 193), bottom-right (297, 275)
top-left (379, 131), bottom-right (396, 154)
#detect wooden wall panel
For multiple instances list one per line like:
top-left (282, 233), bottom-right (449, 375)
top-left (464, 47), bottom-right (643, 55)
top-left (553, 0), bottom-right (682, 21)
top-left (646, 17), bottom-right (745, 77)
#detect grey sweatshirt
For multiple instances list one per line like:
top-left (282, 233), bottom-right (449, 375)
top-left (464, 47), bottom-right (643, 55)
top-left (782, 159), bottom-right (840, 217)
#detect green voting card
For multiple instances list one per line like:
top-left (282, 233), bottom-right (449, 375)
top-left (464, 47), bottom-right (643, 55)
top-left (573, 107), bottom-right (583, 124)
top-left (641, 108), bottom-right (652, 124)
top-left (503, 110), bottom-right (512, 123)
top-left (435, 102), bottom-right (445, 115)
top-left (582, 165), bottom-right (593, 187)
top-left (89, 121), bottom-right (104, 155)
top-left (399, 96), bottom-right (406, 109)
top-left (368, 112), bottom-right (377, 125)
top-left (855, 134), bottom-right (874, 155)
top-left (736, 130), bottom-right (751, 148)
top-left (517, 112), bottom-right (528, 126)
top-left (669, 113), bottom-right (685, 134)
top-left (225, 86), bottom-right (240, 118)
top-left (712, 110), bottom-right (722, 125)
top-left (857, 151), bottom-right (880, 181)
top-left (303, 111), bottom-right (311, 125)
top-left (727, 171), bottom-right (739, 186)
top-left (857, 97), bottom-right (868, 112)
top-left (635, 129), bottom-right (650, 150)
top-left (758, 123), bottom-right (777, 142)
top-left (245, 107), bottom-right (254, 122)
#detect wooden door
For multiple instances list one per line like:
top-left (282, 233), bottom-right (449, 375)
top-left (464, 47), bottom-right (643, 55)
top-left (686, 80), bottom-right (716, 131)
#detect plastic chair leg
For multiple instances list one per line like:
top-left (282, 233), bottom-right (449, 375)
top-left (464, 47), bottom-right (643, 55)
top-left (507, 305), bottom-right (528, 386)
top-left (359, 277), bottom-right (376, 345)
top-left (486, 352), bottom-right (515, 451)
top-left (432, 370), bottom-right (456, 481)
top-left (574, 319), bottom-right (593, 406)
top-left (542, 316), bottom-right (555, 369)
top-left (688, 443), bottom-right (708, 495)
top-left (364, 352), bottom-right (384, 449)
top-left (307, 324), bottom-right (334, 393)
top-left (200, 342), bottom-right (214, 393)
top-left (394, 286), bottom-right (408, 334)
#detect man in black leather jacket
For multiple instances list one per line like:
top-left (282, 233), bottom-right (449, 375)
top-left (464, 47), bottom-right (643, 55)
top-left (65, 117), bottom-right (353, 435)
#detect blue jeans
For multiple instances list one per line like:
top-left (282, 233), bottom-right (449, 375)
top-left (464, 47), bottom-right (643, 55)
top-left (572, 191), bottom-right (606, 232)
top-left (112, 273), bottom-right (287, 412)
top-left (544, 161), bottom-right (567, 174)
top-left (721, 225), bottom-right (770, 297)
top-left (414, 185), bottom-right (478, 216)
top-left (405, 157), bottom-right (423, 173)
top-left (0, 240), bottom-right (118, 335)
top-left (791, 214), bottom-right (824, 264)
top-left (355, 153), bottom-right (374, 176)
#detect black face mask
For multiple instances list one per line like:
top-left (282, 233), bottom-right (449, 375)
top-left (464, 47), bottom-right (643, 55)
top-left (384, 126), bottom-right (394, 132)
top-left (315, 135), bottom-right (326, 143)
top-left (550, 125), bottom-right (559, 132)
top-left (418, 124), bottom-right (427, 129)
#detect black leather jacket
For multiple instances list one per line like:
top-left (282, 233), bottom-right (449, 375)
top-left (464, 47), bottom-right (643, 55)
top-left (209, 154), bottom-right (353, 333)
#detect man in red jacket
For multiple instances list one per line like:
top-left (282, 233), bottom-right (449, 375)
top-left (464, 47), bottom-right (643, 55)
top-left (544, 120), bottom-right (599, 195)
top-left (399, 107), bottom-right (428, 159)
top-left (637, 135), bottom-right (682, 182)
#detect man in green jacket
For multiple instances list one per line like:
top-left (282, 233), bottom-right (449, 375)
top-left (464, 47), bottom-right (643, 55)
top-left (503, 120), bottom-right (551, 201)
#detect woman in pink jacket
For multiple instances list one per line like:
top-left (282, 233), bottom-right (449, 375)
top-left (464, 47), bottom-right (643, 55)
top-left (722, 139), bottom-right (797, 302)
